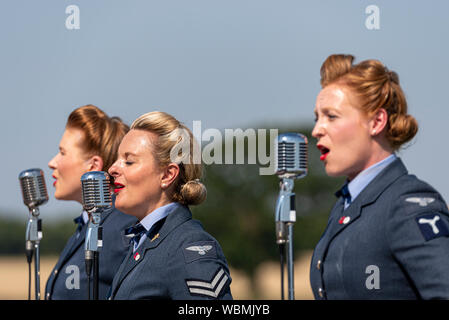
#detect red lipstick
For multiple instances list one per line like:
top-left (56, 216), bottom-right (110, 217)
top-left (317, 144), bottom-right (330, 161)
top-left (114, 183), bottom-right (125, 194)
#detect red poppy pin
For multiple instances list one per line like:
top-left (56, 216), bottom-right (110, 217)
top-left (339, 216), bottom-right (351, 225)
top-left (133, 252), bottom-right (141, 261)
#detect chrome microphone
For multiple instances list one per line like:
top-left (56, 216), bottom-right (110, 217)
top-left (81, 171), bottom-right (112, 252)
top-left (273, 133), bottom-right (308, 300)
top-left (19, 168), bottom-right (49, 214)
top-left (275, 133), bottom-right (308, 237)
top-left (275, 132), bottom-right (308, 180)
top-left (19, 168), bottom-right (48, 243)
top-left (81, 171), bottom-right (113, 212)
top-left (81, 171), bottom-right (112, 300)
top-left (18, 168), bottom-right (48, 300)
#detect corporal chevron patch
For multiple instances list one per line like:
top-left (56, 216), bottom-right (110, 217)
top-left (185, 268), bottom-right (229, 298)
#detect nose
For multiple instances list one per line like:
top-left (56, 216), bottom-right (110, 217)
top-left (312, 121), bottom-right (323, 139)
top-left (108, 160), bottom-right (120, 178)
top-left (48, 154), bottom-right (57, 170)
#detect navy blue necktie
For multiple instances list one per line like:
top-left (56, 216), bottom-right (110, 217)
top-left (73, 215), bottom-right (86, 234)
top-left (335, 183), bottom-right (352, 207)
top-left (125, 223), bottom-right (147, 250)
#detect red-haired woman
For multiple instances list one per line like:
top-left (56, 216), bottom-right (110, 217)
top-left (45, 105), bottom-right (137, 300)
top-left (310, 54), bottom-right (449, 299)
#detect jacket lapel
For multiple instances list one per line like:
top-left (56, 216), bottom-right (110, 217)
top-left (55, 208), bottom-right (115, 271)
top-left (320, 158), bottom-right (409, 256)
top-left (110, 204), bottom-right (192, 298)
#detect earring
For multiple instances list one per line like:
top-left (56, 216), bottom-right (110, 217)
top-left (161, 183), bottom-right (167, 188)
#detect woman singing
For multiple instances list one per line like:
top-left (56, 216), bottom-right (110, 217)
top-left (45, 105), bottom-right (137, 300)
top-left (309, 54), bottom-right (449, 299)
top-left (107, 111), bottom-right (232, 300)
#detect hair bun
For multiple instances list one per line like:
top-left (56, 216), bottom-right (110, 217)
top-left (180, 179), bottom-right (207, 206)
top-left (387, 113), bottom-right (418, 149)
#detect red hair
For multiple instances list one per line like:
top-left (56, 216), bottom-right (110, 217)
top-left (66, 105), bottom-right (129, 171)
top-left (320, 54), bottom-right (418, 150)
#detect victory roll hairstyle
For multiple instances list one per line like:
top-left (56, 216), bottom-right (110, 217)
top-left (320, 54), bottom-right (418, 150)
top-left (66, 104), bottom-right (129, 172)
top-left (131, 111), bottom-right (206, 206)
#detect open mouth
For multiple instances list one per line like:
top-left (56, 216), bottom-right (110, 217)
top-left (52, 175), bottom-right (57, 187)
top-left (114, 183), bottom-right (125, 194)
top-left (317, 144), bottom-right (330, 161)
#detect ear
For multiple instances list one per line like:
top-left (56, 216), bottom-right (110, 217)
top-left (87, 155), bottom-right (104, 172)
top-left (369, 108), bottom-right (389, 137)
top-left (160, 163), bottom-right (180, 189)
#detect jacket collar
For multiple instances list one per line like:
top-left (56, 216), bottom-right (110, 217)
top-left (140, 203), bottom-right (192, 251)
top-left (319, 158), bottom-right (408, 257)
top-left (109, 203), bottom-right (192, 299)
top-left (350, 157), bottom-right (408, 208)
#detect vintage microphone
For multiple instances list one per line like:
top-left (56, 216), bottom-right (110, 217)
top-left (81, 171), bottom-right (112, 300)
top-left (274, 133), bottom-right (308, 300)
top-left (18, 168), bottom-right (49, 300)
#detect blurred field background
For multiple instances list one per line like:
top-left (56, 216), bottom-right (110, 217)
top-left (0, 126), bottom-right (341, 300)
top-left (0, 252), bottom-right (314, 300)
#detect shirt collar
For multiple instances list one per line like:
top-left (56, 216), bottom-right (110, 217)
top-left (139, 202), bottom-right (179, 232)
top-left (347, 154), bottom-right (397, 203)
top-left (82, 210), bottom-right (89, 224)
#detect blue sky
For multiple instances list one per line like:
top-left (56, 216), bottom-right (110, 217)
top-left (1, 0), bottom-right (448, 220)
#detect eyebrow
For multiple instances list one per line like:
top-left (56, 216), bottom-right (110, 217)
top-left (124, 152), bottom-right (138, 158)
top-left (316, 106), bottom-right (339, 114)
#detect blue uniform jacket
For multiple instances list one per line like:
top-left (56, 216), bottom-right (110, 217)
top-left (45, 207), bottom-right (137, 300)
top-left (109, 204), bottom-right (233, 300)
top-left (310, 158), bottom-right (449, 299)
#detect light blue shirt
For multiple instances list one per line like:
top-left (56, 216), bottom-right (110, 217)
top-left (345, 154), bottom-right (397, 209)
top-left (82, 210), bottom-right (89, 224)
top-left (133, 202), bottom-right (180, 252)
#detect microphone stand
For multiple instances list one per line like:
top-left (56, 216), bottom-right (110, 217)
top-left (84, 209), bottom-right (102, 300)
top-left (275, 178), bottom-right (296, 300)
top-left (25, 208), bottom-right (42, 300)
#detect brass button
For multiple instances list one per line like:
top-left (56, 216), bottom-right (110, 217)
top-left (317, 260), bottom-right (322, 270)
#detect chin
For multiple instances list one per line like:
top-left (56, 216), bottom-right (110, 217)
top-left (114, 202), bottom-right (133, 216)
top-left (324, 165), bottom-right (347, 178)
top-left (54, 191), bottom-right (65, 200)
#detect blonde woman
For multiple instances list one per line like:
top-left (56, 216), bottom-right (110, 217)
top-left (107, 111), bottom-right (232, 300)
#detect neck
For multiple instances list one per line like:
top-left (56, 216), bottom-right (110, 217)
top-left (347, 143), bottom-right (393, 181)
top-left (137, 196), bottom-right (172, 221)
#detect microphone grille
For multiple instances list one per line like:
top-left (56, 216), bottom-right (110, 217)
top-left (275, 133), bottom-right (308, 179)
top-left (81, 171), bottom-right (112, 211)
top-left (18, 168), bottom-right (49, 209)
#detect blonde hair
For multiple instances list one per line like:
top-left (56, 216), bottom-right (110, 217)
top-left (320, 54), bottom-right (418, 150)
top-left (131, 111), bottom-right (206, 206)
top-left (66, 104), bottom-right (129, 172)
